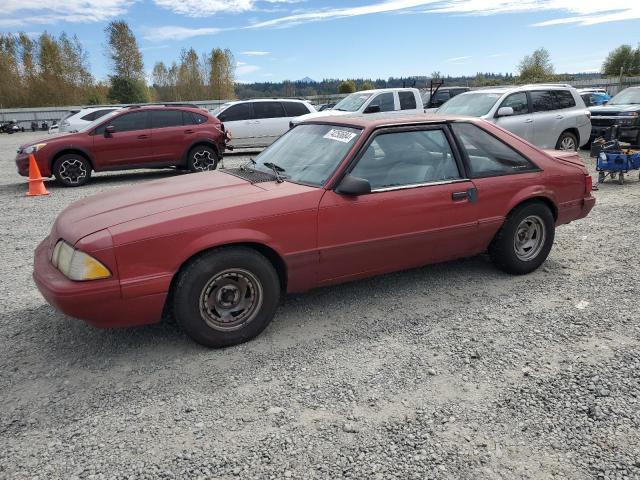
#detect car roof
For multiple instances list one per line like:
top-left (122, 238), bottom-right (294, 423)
top-left (300, 113), bottom-right (480, 129)
top-left (224, 98), bottom-right (311, 105)
top-left (352, 88), bottom-right (417, 94)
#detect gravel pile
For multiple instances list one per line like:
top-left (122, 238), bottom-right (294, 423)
top-left (0, 131), bottom-right (638, 479)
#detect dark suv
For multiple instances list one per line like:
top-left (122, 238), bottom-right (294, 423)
top-left (589, 87), bottom-right (640, 146)
top-left (16, 105), bottom-right (229, 186)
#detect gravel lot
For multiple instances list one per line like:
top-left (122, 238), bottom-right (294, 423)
top-left (1, 131), bottom-right (639, 480)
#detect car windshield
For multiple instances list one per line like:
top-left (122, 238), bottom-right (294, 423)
top-left (437, 92), bottom-right (502, 117)
top-left (77, 109), bottom-right (122, 132)
top-left (333, 93), bottom-right (372, 112)
top-left (251, 123), bottom-right (361, 187)
top-left (210, 103), bottom-right (232, 116)
top-left (608, 88), bottom-right (640, 105)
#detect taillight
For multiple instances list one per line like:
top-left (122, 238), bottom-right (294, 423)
top-left (585, 175), bottom-right (592, 194)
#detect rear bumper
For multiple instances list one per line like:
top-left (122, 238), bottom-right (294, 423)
top-left (33, 239), bottom-right (165, 328)
top-left (579, 195), bottom-right (596, 220)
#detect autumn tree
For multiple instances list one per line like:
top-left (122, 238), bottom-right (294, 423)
top-left (176, 48), bottom-right (207, 100)
top-left (518, 48), bottom-right (554, 83)
top-left (209, 48), bottom-right (235, 99)
top-left (359, 80), bottom-right (374, 90)
top-left (602, 44), bottom-right (640, 77)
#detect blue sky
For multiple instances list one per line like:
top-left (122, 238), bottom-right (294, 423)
top-left (3, 1), bottom-right (639, 83)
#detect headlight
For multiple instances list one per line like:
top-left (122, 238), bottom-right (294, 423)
top-left (51, 240), bottom-right (111, 281)
top-left (23, 143), bottom-right (47, 154)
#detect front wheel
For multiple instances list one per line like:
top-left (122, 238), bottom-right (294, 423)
top-left (489, 202), bottom-right (555, 275)
top-left (52, 154), bottom-right (92, 187)
top-left (172, 248), bottom-right (281, 347)
top-left (187, 145), bottom-right (218, 172)
top-left (556, 131), bottom-right (578, 151)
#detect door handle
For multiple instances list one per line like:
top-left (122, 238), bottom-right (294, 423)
top-left (137, 134), bottom-right (149, 139)
top-left (525, 118), bottom-right (533, 123)
top-left (184, 129), bottom-right (194, 134)
top-left (555, 115), bottom-right (564, 119)
top-left (452, 187), bottom-right (478, 203)
top-left (451, 191), bottom-right (468, 201)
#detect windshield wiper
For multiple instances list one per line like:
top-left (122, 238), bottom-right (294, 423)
top-left (263, 162), bottom-right (287, 183)
top-left (240, 158), bottom-right (256, 171)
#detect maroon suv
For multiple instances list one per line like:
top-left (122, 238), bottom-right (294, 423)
top-left (16, 105), bottom-right (229, 186)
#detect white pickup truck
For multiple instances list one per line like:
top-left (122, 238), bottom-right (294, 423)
top-left (292, 88), bottom-right (425, 125)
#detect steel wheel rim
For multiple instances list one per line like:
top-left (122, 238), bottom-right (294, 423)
top-left (192, 150), bottom-right (216, 171)
top-left (513, 215), bottom-right (546, 261)
top-left (199, 269), bottom-right (263, 331)
top-left (59, 158), bottom-right (87, 184)
top-left (560, 136), bottom-right (576, 151)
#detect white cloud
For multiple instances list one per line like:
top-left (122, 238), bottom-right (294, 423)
top-left (153, 0), bottom-right (254, 16)
top-left (240, 50), bottom-right (271, 56)
top-left (445, 55), bottom-right (471, 63)
top-left (236, 63), bottom-right (261, 75)
top-left (142, 25), bottom-right (222, 41)
top-left (1, 0), bottom-right (131, 26)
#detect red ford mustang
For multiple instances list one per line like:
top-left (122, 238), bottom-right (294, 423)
top-left (33, 115), bottom-right (595, 347)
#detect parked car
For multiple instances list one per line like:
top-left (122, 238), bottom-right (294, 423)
top-left (0, 120), bottom-right (21, 134)
top-left (48, 123), bottom-right (59, 134)
top-left (316, 103), bottom-right (336, 111)
top-left (578, 88), bottom-right (610, 107)
top-left (292, 88), bottom-right (425, 125)
top-left (437, 84), bottom-right (591, 150)
top-left (212, 99), bottom-right (316, 148)
top-left (588, 86), bottom-right (640, 146)
top-left (58, 107), bottom-right (122, 133)
top-left (423, 86), bottom-right (470, 111)
top-left (33, 114), bottom-right (595, 347)
top-left (16, 105), bottom-right (229, 187)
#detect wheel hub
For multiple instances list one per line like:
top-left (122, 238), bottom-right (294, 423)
top-left (513, 215), bottom-right (546, 261)
top-left (192, 150), bottom-right (216, 171)
top-left (59, 158), bottom-right (87, 184)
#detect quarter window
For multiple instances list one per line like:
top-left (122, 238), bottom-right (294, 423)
top-left (183, 111), bottom-right (208, 125)
top-left (351, 129), bottom-right (460, 190)
top-left (530, 90), bottom-right (556, 112)
top-left (399, 92), bottom-right (417, 110)
top-left (151, 110), bottom-right (183, 128)
top-left (499, 93), bottom-right (528, 115)
top-left (553, 90), bottom-right (576, 109)
top-left (95, 111), bottom-right (148, 134)
top-left (369, 92), bottom-right (395, 112)
top-left (282, 101), bottom-right (310, 116)
top-left (452, 123), bottom-right (536, 177)
top-left (253, 101), bottom-right (286, 119)
top-left (218, 103), bottom-right (253, 122)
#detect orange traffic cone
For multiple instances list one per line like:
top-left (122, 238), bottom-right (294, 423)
top-left (26, 154), bottom-right (50, 197)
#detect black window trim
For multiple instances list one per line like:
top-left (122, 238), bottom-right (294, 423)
top-left (219, 102), bottom-right (256, 122)
top-left (448, 120), bottom-right (542, 179)
top-left (150, 108), bottom-right (185, 129)
top-left (495, 92), bottom-right (531, 118)
top-left (333, 123), bottom-right (469, 194)
top-left (90, 110), bottom-right (150, 135)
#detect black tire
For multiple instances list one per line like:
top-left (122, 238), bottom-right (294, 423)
top-left (172, 247), bottom-right (281, 347)
top-left (52, 154), bottom-right (92, 187)
top-left (187, 145), bottom-right (218, 172)
top-left (597, 171), bottom-right (605, 184)
top-left (618, 172), bottom-right (624, 185)
top-left (556, 131), bottom-right (578, 151)
top-left (489, 202), bottom-right (555, 275)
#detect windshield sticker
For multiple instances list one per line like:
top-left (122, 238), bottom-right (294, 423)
top-left (323, 129), bottom-right (357, 143)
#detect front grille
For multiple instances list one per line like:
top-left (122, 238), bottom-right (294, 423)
top-left (224, 168), bottom-right (276, 184)
top-left (591, 117), bottom-right (616, 127)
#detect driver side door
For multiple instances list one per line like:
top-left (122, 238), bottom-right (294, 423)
top-left (493, 92), bottom-right (534, 143)
top-left (92, 110), bottom-right (152, 169)
top-left (317, 126), bottom-right (481, 285)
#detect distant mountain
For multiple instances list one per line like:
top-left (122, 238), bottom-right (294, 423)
top-left (299, 76), bottom-right (315, 83)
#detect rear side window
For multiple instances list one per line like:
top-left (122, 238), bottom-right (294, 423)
top-left (253, 101), bottom-right (286, 119)
top-left (499, 92), bottom-right (529, 115)
top-left (81, 109), bottom-right (115, 121)
top-left (183, 111), bottom-right (208, 125)
top-left (369, 92), bottom-right (395, 112)
top-left (282, 101), bottom-right (310, 116)
top-left (553, 90), bottom-right (576, 109)
top-left (452, 123), bottom-right (536, 177)
top-left (151, 110), bottom-right (183, 128)
top-left (530, 91), bottom-right (556, 112)
top-left (95, 111), bottom-right (149, 134)
top-left (218, 103), bottom-right (253, 122)
top-left (399, 91), bottom-right (417, 110)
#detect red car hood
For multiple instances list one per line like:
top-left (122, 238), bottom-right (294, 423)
top-left (53, 171), bottom-right (269, 245)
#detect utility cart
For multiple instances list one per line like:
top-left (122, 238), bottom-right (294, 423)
top-left (595, 145), bottom-right (640, 185)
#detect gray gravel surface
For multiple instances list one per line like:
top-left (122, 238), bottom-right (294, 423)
top-left (1, 131), bottom-right (639, 479)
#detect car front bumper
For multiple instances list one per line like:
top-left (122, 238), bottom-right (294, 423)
top-left (15, 152), bottom-right (51, 177)
top-left (33, 239), bottom-right (166, 328)
top-left (590, 125), bottom-right (639, 143)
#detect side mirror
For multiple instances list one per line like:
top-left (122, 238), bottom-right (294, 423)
top-left (496, 107), bottom-right (514, 117)
top-left (363, 104), bottom-right (381, 114)
top-left (335, 175), bottom-right (371, 196)
top-left (104, 125), bottom-right (115, 136)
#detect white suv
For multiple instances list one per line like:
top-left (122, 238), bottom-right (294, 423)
top-left (437, 84), bottom-right (591, 150)
top-left (212, 99), bottom-right (316, 148)
top-left (58, 107), bottom-right (122, 133)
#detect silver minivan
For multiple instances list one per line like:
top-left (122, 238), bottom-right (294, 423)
top-left (436, 84), bottom-right (591, 150)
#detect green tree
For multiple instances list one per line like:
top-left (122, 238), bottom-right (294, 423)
top-left (176, 48), bottom-right (207, 100)
top-left (359, 80), bottom-right (374, 90)
top-left (518, 48), bottom-right (554, 83)
top-left (602, 44), bottom-right (640, 77)
top-left (338, 80), bottom-right (356, 94)
top-left (209, 48), bottom-right (235, 99)
top-left (108, 76), bottom-right (149, 104)
top-left (105, 20), bottom-right (144, 80)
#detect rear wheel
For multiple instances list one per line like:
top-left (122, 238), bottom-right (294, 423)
top-left (172, 247), bottom-right (281, 347)
top-left (187, 145), bottom-right (218, 172)
top-left (556, 131), bottom-right (578, 151)
top-left (52, 154), bottom-right (92, 187)
top-left (489, 202), bottom-right (555, 275)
